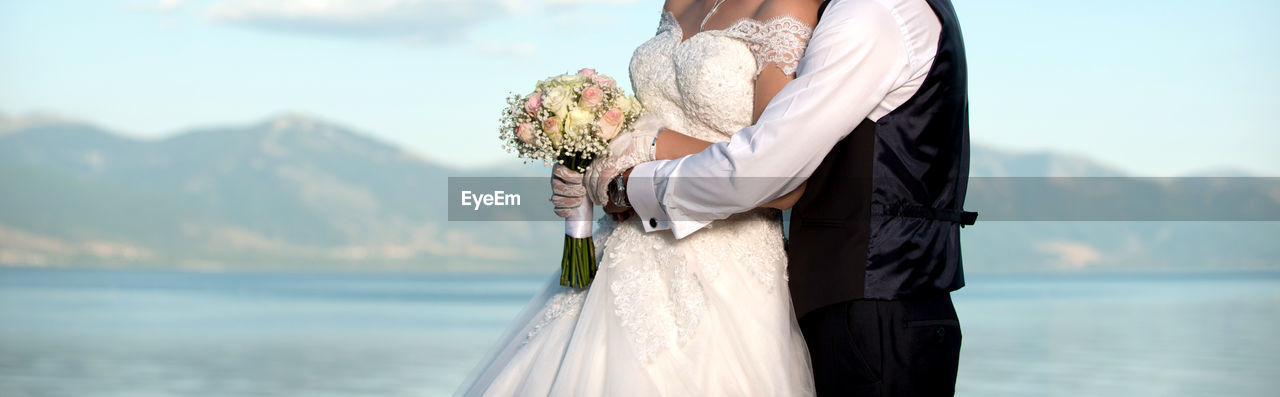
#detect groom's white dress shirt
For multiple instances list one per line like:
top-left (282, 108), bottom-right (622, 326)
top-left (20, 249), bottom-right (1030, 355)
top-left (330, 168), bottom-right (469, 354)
top-left (627, 0), bottom-right (944, 239)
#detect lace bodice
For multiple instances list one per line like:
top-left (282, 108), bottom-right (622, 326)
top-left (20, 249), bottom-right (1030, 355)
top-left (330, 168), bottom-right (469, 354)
top-left (629, 12), bottom-right (813, 142)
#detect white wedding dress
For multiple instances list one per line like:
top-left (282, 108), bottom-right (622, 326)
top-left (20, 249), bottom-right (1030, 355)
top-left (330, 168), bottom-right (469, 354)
top-left (458, 12), bottom-right (815, 396)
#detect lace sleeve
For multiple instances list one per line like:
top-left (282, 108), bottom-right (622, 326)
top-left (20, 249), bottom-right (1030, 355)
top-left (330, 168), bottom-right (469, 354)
top-left (724, 16), bottom-right (814, 77)
top-left (657, 11), bottom-right (680, 35)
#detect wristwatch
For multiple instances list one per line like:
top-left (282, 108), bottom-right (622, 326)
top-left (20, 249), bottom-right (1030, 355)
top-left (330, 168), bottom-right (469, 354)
top-left (607, 173), bottom-right (631, 208)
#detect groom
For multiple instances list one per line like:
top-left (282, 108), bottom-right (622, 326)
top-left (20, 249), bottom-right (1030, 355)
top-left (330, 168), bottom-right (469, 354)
top-left (559, 0), bottom-right (974, 395)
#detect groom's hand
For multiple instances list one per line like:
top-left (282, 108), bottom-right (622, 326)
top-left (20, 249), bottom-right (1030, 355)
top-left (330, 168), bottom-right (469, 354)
top-left (604, 205), bottom-right (635, 222)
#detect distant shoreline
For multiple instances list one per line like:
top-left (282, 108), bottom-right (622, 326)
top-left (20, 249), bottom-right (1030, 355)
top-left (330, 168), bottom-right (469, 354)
top-left (3, 263), bottom-right (1279, 281)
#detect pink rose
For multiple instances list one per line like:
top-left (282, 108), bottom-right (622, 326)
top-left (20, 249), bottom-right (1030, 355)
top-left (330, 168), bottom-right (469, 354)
top-left (598, 121), bottom-right (621, 141)
top-left (524, 92), bottom-right (542, 114)
top-left (601, 108), bottom-right (623, 125)
top-left (580, 86), bottom-right (604, 108)
top-left (542, 116), bottom-right (561, 134)
top-left (598, 108), bottom-right (623, 140)
top-left (515, 122), bottom-right (535, 144)
top-left (592, 75), bottom-right (616, 88)
top-left (578, 68), bottom-right (597, 77)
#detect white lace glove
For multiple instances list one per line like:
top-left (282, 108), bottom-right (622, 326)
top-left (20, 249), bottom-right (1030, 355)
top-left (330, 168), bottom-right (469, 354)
top-left (550, 163), bottom-right (586, 219)
top-left (584, 114), bottom-right (664, 206)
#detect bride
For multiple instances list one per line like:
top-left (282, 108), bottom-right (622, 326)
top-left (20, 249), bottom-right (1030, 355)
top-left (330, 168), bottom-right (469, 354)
top-left (459, 0), bottom-right (823, 395)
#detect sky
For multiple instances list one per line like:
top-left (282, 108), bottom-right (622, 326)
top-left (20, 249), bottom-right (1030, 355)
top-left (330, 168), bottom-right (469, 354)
top-left (1, 0), bottom-right (1278, 176)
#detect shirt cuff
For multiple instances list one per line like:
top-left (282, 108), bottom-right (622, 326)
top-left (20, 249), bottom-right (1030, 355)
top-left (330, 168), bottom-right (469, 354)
top-left (669, 219), bottom-right (712, 240)
top-left (626, 160), bottom-right (671, 232)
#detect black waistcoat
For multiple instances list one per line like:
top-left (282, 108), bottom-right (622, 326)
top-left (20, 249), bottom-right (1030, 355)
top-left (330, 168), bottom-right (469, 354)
top-left (788, 0), bottom-right (975, 318)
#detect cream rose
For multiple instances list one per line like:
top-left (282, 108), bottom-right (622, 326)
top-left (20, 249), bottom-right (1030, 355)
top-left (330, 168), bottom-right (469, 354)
top-left (542, 87), bottom-right (572, 117)
top-left (552, 73), bottom-right (587, 86)
top-left (614, 95), bottom-right (639, 114)
top-left (568, 108), bottom-right (594, 130)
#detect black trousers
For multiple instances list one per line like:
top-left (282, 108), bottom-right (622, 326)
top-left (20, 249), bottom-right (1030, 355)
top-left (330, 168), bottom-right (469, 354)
top-left (798, 293), bottom-right (962, 396)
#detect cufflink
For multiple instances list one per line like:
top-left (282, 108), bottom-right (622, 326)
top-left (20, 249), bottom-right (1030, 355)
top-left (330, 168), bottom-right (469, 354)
top-left (649, 218), bottom-right (658, 228)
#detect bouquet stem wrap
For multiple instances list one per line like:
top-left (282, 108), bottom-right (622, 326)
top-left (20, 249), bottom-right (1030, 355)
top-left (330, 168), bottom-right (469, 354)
top-left (560, 156), bottom-right (597, 288)
top-left (564, 198), bottom-right (593, 238)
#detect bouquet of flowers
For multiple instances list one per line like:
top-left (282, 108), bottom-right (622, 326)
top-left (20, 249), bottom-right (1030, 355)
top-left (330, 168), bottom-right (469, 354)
top-left (499, 68), bottom-right (643, 288)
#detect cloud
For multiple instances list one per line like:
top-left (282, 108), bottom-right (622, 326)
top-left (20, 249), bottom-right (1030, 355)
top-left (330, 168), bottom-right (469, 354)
top-left (130, 0), bottom-right (184, 12)
top-left (203, 0), bottom-right (639, 43)
top-left (474, 41), bottom-right (538, 57)
top-left (1035, 240), bottom-right (1103, 269)
top-left (157, 0), bottom-right (183, 10)
top-left (205, 0), bottom-right (523, 42)
top-left (545, 0), bottom-right (639, 6)
top-left (0, 111), bottom-right (85, 135)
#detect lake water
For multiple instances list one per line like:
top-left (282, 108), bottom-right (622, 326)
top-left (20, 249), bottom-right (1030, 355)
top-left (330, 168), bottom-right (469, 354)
top-left (0, 268), bottom-right (1277, 396)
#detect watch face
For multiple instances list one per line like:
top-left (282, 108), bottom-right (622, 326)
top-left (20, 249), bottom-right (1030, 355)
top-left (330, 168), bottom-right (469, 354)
top-left (608, 175), bottom-right (627, 207)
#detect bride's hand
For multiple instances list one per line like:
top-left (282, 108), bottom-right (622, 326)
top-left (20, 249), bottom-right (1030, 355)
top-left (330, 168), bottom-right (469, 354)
top-left (550, 163), bottom-right (586, 219)
top-left (583, 114), bottom-right (663, 206)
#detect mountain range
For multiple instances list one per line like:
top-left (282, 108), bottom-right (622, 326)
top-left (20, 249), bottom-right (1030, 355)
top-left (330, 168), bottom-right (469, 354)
top-left (1, 112), bottom-right (1276, 273)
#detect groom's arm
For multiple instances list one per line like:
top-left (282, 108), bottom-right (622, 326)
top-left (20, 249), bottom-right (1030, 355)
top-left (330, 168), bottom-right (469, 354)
top-left (627, 0), bottom-right (913, 239)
